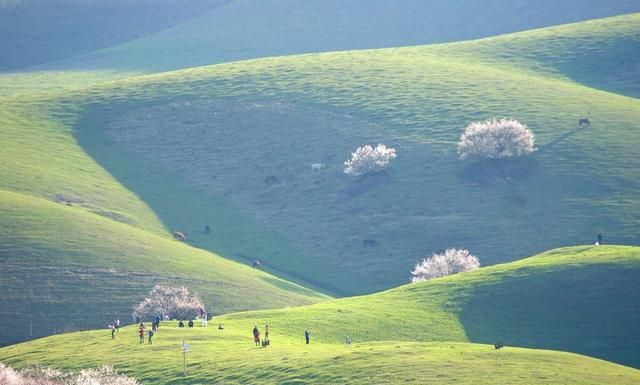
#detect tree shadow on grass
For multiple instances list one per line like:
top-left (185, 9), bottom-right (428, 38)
top-left (458, 157), bottom-right (539, 185)
top-left (538, 126), bottom-right (585, 154)
top-left (343, 171), bottom-right (392, 198)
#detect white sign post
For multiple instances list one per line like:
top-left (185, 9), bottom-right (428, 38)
top-left (182, 340), bottom-right (191, 376)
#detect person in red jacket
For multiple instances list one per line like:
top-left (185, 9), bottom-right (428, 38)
top-left (138, 323), bottom-right (145, 344)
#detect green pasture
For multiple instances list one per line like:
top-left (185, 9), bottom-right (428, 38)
top-left (1, 245), bottom-right (639, 384)
top-left (1, 13), bottom-right (639, 364)
top-left (0, 188), bottom-right (327, 346)
top-left (59, 14), bottom-right (640, 294)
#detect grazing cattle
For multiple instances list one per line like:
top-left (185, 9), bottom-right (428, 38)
top-left (173, 231), bottom-right (186, 241)
top-left (363, 239), bottom-right (378, 248)
top-left (264, 176), bottom-right (279, 185)
top-left (494, 341), bottom-right (504, 350)
top-left (311, 163), bottom-right (327, 171)
top-left (578, 118), bottom-right (590, 127)
top-left (252, 259), bottom-right (262, 269)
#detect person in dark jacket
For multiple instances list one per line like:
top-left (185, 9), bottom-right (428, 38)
top-left (253, 326), bottom-right (261, 346)
top-left (305, 329), bottom-right (310, 344)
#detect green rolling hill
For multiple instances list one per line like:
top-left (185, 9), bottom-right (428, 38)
top-left (214, 245), bottom-right (640, 368)
top-left (1, 11), bottom-right (639, 357)
top-left (1, 245), bottom-right (639, 384)
top-left (43, 14), bottom-right (638, 295)
top-left (433, 14), bottom-right (640, 98)
top-left (0, 0), bottom-right (230, 71)
top-left (0, 188), bottom-right (327, 347)
top-left (47, 0), bottom-right (640, 73)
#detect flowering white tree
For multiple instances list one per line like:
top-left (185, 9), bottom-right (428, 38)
top-left (411, 248), bottom-right (480, 282)
top-left (132, 285), bottom-right (204, 321)
top-left (458, 118), bottom-right (535, 160)
top-left (344, 144), bottom-right (397, 176)
top-left (0, 364), bottom-right (141, 385)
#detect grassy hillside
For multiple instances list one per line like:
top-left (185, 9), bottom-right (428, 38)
top-left (0, 188), bottom-right (327, 347)
top-left (1, 14), bottom-right (638, 351)
top-left (0, 0), bottom-right (230, 71)
top-left (0, 73), bottom-right (327, 346)
top-left (434, 14), bottom-right (640, 97)
top-left (49, 0), bottom-right (640, 72)
top-left (213, 245), bottom-right (640, 367)
top-left (1, 246), bottom-right (639, 384)
top-left (2, 339), bottom-right (638, 385)
top-left (54, 14), bottom-right (640, 295)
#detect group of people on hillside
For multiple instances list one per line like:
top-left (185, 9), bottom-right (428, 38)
top-left (251, 325), bottom-right (312, 346)
top-left (108, 318), bottom-right (120, 339)
top-left (253, 325), bottom-right (269, 347)
top-left (110, 316), bottom-right (316, 348)
top-left (138, 322), bottom-right (154, 344)
top-left (178, 319), bottom-right (195, 328)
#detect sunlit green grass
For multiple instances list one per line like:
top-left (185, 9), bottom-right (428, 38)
top-left (62, 14), bottom-right (640, 295)
top-left (0, 188), bottom-right (328, 346)
top-left (1, 245), bottom-right (639, 384)
top-left (1, 13), bottom-right (639, 359)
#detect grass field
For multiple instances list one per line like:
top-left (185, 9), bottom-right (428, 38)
top-left (57, 14), bottom-right (640, 295)
top-left (1, 11), bottom-right (639, 361)
top-left (1, 246), bottom-right (639, 384)
top-left (51, 0), bottom-right (640, 73)
top-left (0, 0), bottom-right (230, 71)
top-left (0, 188), bottom-right (328, 347)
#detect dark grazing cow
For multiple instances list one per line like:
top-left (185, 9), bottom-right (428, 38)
top-left (363, 239), bottom-right (378, 248)
top-left (578, 118), bottom-right (590, 127)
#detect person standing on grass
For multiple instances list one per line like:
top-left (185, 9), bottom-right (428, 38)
top-left (115, 318), bottom-right (120, 333)
top-left (265, 324), bottom-right (269, 341)
top-left (110, 324), bottom-right (115, 339)
top-left (305, 329), bottom-right (310, 344)
top-left (139, 323), bottom-right (145, 344)
top-left (148, 329), bottom-right (154, 345)
top-left (253, 326), bottom-right (261, 346)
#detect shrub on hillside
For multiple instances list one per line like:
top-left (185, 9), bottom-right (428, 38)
top-left (457, 118), bottom-right (535, 160)
top-left (344, 144), bottom-right (397, 176)
top-left (132, 285), bottom-right (204, 321)
top-left (0, 363), bottom-right (140, 385)
top-left (411, 248), bottom-right (480, 282)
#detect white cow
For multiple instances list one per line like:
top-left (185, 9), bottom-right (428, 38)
top-left (311, 163), bottom-right (327, 171)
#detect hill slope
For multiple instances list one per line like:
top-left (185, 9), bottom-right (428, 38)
top-left (2, 339), bottom-right (638, 385)
top-left (1, 15), bottom-right (638, 349)
top-left (434, 14), bottom-right (640, 97)
top-left (0, 0), bottom-right (230, 71)
top-left (213, 245), bottom-right (640, 367)
top-left (0, 187), bottom-right (327, 347)
top-left (1, 246), bottom-right (639, 384)
top-left (59, 14), bottom-right (640, 295)
top-left (49, 0), bottom-right (640, 73)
